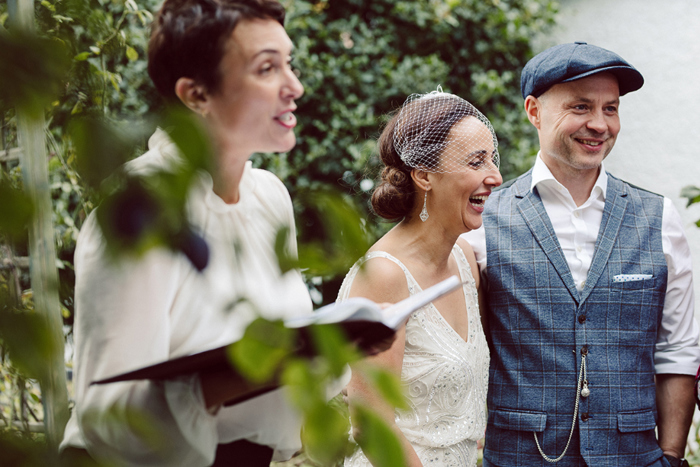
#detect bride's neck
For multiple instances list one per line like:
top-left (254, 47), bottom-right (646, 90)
top-left (393, 220), bottom-right (457, 272)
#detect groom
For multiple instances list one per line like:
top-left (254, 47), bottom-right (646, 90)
top-left (466, 42), bottom-right (700, 466)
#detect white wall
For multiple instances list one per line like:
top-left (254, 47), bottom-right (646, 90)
top-left (543, 0), bottom-right (700, 321)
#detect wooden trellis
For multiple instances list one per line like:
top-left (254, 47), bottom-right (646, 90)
top-left (2, 0), bottom-right (70, 451)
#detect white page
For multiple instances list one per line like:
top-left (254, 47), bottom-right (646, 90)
top-left (284, 275), bottom-right (462, 330)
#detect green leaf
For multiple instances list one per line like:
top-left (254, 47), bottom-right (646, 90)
top-left (108, 72), bottom-right (121, 91)
top-left (0, 32), bottom-right (70, 118)
top-left (280, 358), bottom-right (320, 409)
top-left (680, 185), bottom-right (700, 207)
top-left (0, 308), bottom-right (60, 382)
top-left (309, 323), bottom-right (359, 377)
top-left (362, 364), bottom-right (408, 410)
top-left (352, 405), bottom-right (405, 467)
top-left (125, 45), bottom-right (139, 62)
top-left (81, 406), bottom-right (167, 452)
top-left (40, 0), bottom-right (56, 12)
top-left (0, 431), bottom-right (51, 467)
top-left (227, 318), bottom-right (296, 383)
top-left (295, 189), bottom-right (373, 277)
top-left (159, 107), bottom-right (213, 172)
top-left (302, 402), bottom-right (352, 465)
top-left (274, 225), bottom-right (298, 273)
top-left (69, 117), bottom-right (133, 189)
top-left (0, 182), bottom-right (34, 242)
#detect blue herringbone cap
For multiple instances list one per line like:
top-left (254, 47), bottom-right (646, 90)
top-left (520, 41), bottom-right (644, 99)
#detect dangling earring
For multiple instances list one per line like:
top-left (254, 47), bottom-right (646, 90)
top-left (420, 191), bottom-right (429, 222)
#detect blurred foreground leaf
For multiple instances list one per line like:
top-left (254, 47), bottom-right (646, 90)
top-left (309, 324), bottom-right (360, 378)
top-left (0, 307), bottom-right (59, 382)
top-left (0, 181), bottom-right (34, 243)
top-left (228, 318), bottom-right (296, 383)
top-left (0, 430), bottom-right (54, 467)
top-left (94, 176), bottom-right (163, 254)
top-left (681, 185), bottom-right (700, 208)
top-left (69, 117), bottom-right (136, 190)
top-left (352, 405), bottom-right (405, 467)
top-left (301, 401), bottom-right (352, 465)
top-left (81, 407), bottom-right (166, 459)
top-left (70, 113), bottom-right (211, 269)
top-left (291, 190), bottom-right (373, 277)
top-left (681, 185), bottom-right (700, 228)
top-left (359, 363), bottom-right (407, 411)
top-left (159, 108), bottom-right (212, 174)
top-left (0, 32), bottom-right (69, 118)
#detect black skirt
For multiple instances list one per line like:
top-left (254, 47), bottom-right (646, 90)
top-left (59, 439), bottom-right (274, 467)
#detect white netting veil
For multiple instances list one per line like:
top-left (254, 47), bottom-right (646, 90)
top-left (393, 89), bottom-right (500, 174)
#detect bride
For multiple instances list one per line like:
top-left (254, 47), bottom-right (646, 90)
top-left (341, 90), bottom-right (502, 466)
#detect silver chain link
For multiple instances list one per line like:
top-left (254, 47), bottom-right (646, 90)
top-left (533, 354), bottom-right (587, 463)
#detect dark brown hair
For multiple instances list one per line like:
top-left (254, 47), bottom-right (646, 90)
top-left (371, 96), bottom-right (476, 221)
top-left (148, 0), bottom-right (285, 101)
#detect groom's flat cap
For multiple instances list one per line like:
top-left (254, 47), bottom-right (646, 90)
top-left (520, 41), bottom-right (644, 99)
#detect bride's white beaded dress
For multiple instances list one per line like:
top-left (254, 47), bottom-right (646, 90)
top-left (340, 244), bottom-right (489, 467)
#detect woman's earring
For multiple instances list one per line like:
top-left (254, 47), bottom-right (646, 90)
top-left (420, 191), bottom-right (429, 222)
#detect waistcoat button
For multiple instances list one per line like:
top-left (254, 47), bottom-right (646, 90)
top-left (578, 315), bottom-right (586, 324)
top-left (581, 412), bottom-right (590, 422)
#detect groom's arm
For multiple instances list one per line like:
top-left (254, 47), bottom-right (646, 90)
top-left (655, 374), bottom-right (694, 459)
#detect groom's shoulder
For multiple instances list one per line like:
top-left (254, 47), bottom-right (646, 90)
top-left (606, 172), bottom-right (663, 199)
top-left (491, 169), bottom-right (533, 200)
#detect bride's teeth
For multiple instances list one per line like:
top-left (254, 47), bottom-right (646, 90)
top-left (278, 112), bottom-right (292, 123)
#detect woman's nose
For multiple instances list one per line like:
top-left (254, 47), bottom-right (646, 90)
top-left (283, 67), bottom-right (304, 100)
top-left (485, 165), bottom-right (502, 187)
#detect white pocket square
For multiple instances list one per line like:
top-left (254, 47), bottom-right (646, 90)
top-left (613, 274), bottom-right (653, 283)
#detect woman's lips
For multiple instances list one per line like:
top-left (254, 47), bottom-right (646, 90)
top-left (469, 194), bottom-right (489, 213)
top-left (275, 111), bottom-right (297, 129)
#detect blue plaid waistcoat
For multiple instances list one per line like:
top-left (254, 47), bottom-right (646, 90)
top-left (482, 170), bottom-right (668, 467)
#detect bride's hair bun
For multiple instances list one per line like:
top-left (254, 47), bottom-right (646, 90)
top-left (371, 115), bottom-right (416, 221)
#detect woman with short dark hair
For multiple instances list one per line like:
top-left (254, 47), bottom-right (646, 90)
top-left (60, 1), bottom-right (318, 465)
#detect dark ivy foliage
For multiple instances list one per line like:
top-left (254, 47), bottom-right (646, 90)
top-left (2, 0), bottom-right (559, 309)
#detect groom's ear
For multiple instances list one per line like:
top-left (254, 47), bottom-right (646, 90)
top-left (411, 169), bottom-right (431, 192)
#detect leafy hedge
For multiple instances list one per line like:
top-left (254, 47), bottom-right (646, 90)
top-left (1, 0), bottom-right (558, 464)
top-left (2, 0), bottom-right (558, 308)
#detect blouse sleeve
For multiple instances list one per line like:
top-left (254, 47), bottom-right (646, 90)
top-left (71, 213), bottom-right (218, 466)
top-left (253, 168), bottom-right (299, 258)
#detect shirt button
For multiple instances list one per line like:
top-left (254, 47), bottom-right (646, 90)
top-left (578, 315), bottom-right (586, 324)
top-left (574, 211), bottom-right (580, 218)
top-left (581, 412), bottom-right (590, 422)
top-left (576, 246), bottom-right (582, 252)
top-left (581, 346), bottom-right (588, 355)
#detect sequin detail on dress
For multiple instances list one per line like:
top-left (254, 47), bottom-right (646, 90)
top-left (340, 245), bottom-right (489, 467)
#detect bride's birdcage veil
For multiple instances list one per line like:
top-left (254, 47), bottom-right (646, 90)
top-left (392, 87), bottom-right (500, 173)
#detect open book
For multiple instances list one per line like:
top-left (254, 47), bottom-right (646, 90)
top-left (285, 274), bottom-right (461, 330)
top-left (91, 275), bottom-right (462, 392)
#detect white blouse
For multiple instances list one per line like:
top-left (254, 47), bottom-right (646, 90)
top-left (60, 129), bottom-right (314, 466)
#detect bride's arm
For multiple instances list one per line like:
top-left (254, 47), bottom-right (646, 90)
top-left (344, 258), bottom-right (424, 467)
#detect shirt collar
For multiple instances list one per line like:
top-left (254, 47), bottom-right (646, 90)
top-left (530, 152), bottom-right (608, 201)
